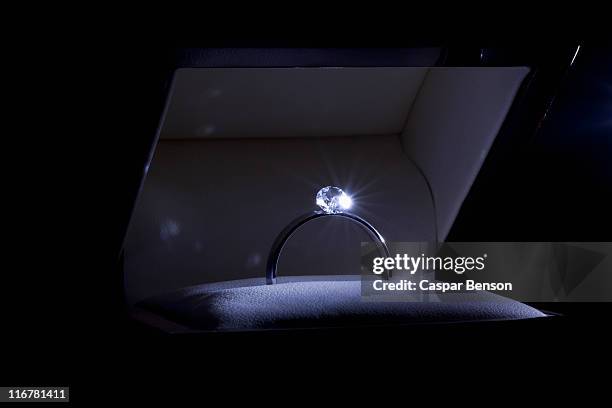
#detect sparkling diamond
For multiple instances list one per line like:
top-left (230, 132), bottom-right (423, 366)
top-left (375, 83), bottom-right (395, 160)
top-left (316, 186), bottom-right (352, 214)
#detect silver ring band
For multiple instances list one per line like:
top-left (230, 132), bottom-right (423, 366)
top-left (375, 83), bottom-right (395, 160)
top-left (266, 210), bottom-right (390, 284)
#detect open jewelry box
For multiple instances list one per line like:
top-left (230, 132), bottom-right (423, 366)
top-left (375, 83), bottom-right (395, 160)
top-left (124, 49), bottom-right (553, 332)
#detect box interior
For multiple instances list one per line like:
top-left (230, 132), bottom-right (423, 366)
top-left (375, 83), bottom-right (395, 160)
top-left (124, 66), bottom-right (528, 304)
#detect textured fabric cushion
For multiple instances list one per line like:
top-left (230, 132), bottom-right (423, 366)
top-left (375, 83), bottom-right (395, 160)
top-left (137, 275), bottom-right (546, 331)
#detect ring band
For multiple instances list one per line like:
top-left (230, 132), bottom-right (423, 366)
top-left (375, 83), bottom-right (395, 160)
top-left (266, 210), bottom-right (391, 284)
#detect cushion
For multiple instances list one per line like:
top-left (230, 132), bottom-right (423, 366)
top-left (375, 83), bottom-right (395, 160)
top-left (136, 275), bottom-right (546, 332)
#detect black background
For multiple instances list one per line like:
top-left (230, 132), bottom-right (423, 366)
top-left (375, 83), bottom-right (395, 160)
top-left (2, 19), bottom-right (611, 402)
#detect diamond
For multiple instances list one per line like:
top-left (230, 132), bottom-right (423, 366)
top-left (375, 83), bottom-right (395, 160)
top-left (316, 186), bottom-right (353, 214)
